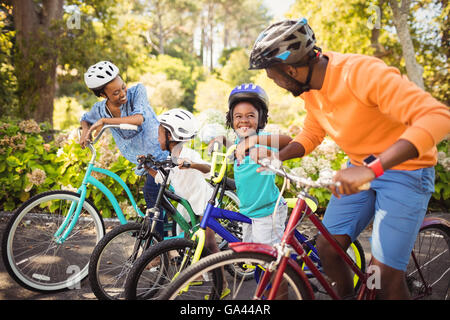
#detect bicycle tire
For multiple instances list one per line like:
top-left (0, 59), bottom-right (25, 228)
top-left (348, 239), bottom-right (365, 289)
top-left (88, 222), bottom-right (162, 300)
top-left (157, 249), bottom-right (314, 300)
top-left (1, 190), bottom-right (104, 292)
top-left (124, 237), bottom-right (215, 300)
top-left (407, 222), bottom-right (450, 300)
top-left (214, 190), bottom-right (255, 280)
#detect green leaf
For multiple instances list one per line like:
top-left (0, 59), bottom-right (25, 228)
top-left (6, 155), bottom-right (21, 167)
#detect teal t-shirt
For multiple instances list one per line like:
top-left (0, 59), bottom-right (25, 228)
top-left (234, 132), bottom-right (280, 218)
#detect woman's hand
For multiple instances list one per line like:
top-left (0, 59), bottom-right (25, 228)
top-left (330, 166), bottom-right (375, 198)
top-left (79, 128), bottom-right (92, 149)
top-left (86, 119), bottom-right (105, 141)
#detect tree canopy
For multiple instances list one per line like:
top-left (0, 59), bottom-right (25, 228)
top-left (0, 0), bottom-right (447, 128)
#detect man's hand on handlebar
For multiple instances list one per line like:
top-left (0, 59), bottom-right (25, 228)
top-left (251, 147), bottom-right (282, 173)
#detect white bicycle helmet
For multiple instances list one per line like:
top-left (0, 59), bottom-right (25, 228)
top-left (84, 61), bottom-right (120, 89)
top-left (249, 18), bottom-right (319, 70)
top-left (158, 108), bottom-right (199, 141)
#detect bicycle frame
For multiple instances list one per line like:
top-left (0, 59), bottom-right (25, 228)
top-left (53, 125), bottom-right (199, 244)
top-left (231, 193), bottom-right (373, 300)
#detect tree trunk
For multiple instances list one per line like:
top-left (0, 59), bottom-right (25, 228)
top-left (370, 0), bottom-right (392, 58)
top-left (388, 0), bottom-right (424, 89)
top-left (208, 2), bottom-right (214, 71)
top-left (12, 0), bottom-right (64, 126)
top-left (155, 1), bottom-right (165, 55)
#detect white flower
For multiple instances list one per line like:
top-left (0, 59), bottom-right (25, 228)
top-left (27, 168), bottom-right (46, 186)
top-left (301, 156), bottom-right (317, 175)
top-left (291, 167), bottom-right (307, 178)
top-left (198, 123), bottom-right (227, 143)
top-left (56, 148), bottom-right (64, 157)
top-left (61, 184), bottom-right (77, 192)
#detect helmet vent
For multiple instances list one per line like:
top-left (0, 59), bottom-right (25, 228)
top-left (285, 34), bottom-right (297, 41)
top-left (265, 48), bottom-right (279, 58)
top-left (298, 26), bottom-right (307, 34)
top-left (287, 41), bottom-right (301, 51)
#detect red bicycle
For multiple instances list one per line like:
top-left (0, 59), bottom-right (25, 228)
top-left (158, 160), bottom-right (450, 300)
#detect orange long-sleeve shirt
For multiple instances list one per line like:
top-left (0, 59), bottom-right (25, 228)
top-left (293, 51), bottom-right (450, 170)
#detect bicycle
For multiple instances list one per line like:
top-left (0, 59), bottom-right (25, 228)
top-left (124, 145), bottom-right (366, 300)
top-left (87, 152), bottom-right (240, 300)
top-left (1, 124), bottom-right (151, 292)
top-left (158, 159), bottom-right (450, 300)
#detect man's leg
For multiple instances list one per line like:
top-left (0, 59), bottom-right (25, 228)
top-left (369, 167), bottom-right (434, 299)
top-left (371, 257), bottom-right (410, 299)
top-left (317, 187), bottom-right (376, 298)
top-left (316, 234), bottom-right (354, 297)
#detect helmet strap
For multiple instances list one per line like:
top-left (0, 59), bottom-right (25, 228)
top-left (275, 61), bottom-right (315, 96)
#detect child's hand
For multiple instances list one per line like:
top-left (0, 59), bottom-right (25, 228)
top-left (177, 158), bottom-right (192, 169)
top-left (207, 136), bottom-right (224, 155)
top-left (235, 135), bottom-right (258, 163)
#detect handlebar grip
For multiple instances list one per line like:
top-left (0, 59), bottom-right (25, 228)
top-left (182, 161), bottom-right (191, 168)
top-left (119, 124), bottom-right (138, 130)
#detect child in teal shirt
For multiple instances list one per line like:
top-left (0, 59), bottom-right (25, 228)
top-left (210, 84), bottom-right (290, 245)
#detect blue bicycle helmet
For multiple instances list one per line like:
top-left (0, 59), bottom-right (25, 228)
top-left (226, 83), bottom-right (269, 131)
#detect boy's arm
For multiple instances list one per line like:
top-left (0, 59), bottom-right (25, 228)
top-left (177, 158), bottom-right (211, 174)
top-left (189, 162), bottom-right (211, 174)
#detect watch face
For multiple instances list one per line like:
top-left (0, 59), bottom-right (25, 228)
top-left (364, 154), bottom-right (377, 165)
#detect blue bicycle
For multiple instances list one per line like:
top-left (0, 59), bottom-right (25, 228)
top-left (123, 145), bottom-right (366, 300)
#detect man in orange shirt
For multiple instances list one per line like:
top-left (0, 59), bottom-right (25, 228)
top-left (242, 18), bottom-right (450, 299)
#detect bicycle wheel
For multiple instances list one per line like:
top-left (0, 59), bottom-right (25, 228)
top-left (215, 190), bottom-right (254, 280)
top-left (124, 238), bottom-right (214, 300)
top-left (157, 249), bottom-right (314, 300)
top-left (299, 236), bottom-right (365, 290)
top-left (1, 190), bottom-right (104, 292)
top-left (88, 222), bottom-right (162, 300)
top-left (407, 223), bottom-right (450, 300)
top-left (348, 240), bottom-right (365, 289)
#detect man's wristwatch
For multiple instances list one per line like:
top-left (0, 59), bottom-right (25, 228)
top-left (363, 154), bottom-right (384, 178)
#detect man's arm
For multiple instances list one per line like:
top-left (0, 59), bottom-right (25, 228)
top-left (331, 139), bottom-right (419, 197)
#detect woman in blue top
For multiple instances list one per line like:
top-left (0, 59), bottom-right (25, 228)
top-left (79, 61), bottom-right (169, 237)
top-left (210, 84), bottom-right (289, 246)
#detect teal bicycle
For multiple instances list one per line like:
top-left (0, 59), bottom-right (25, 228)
top-left (2, 124), bottom-right (158, 292)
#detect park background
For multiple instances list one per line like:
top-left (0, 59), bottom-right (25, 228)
top-left (0, 0), bottom-right (448, 217)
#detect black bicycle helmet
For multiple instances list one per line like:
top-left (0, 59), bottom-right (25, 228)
top-left (226, 83), bottom-right (269, 131)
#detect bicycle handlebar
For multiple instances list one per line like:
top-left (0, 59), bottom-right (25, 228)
top-left (258, 158), bottom-right (370, 191)
top-left (209, 144), bottom-right (236, 184)
top-left (91, 124), bottom-right (138, 145)
top-left (136, 154), bottom-right (179, 171)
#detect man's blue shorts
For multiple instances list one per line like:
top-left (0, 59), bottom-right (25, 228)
top-left (322, 164), bottom-right (435, 271)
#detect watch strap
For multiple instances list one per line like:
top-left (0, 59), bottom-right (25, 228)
top-left (365, 157), bottom-right (384, 178)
